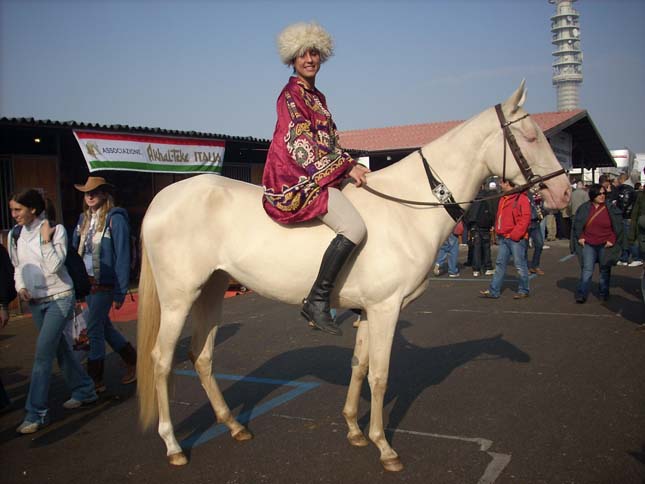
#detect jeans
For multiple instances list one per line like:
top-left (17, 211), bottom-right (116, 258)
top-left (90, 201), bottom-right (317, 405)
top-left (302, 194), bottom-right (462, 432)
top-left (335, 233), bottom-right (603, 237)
top-left (528, 223), bottom-right (544, 269)
top-left (540, 217), bottom-right (547, 242)
top-left (471, 227), bottom-right (492, 271)
top-left (619, 219), bottom-right (641, 262)
top-left (26, 294), bottom-right (96, 423)
top-left (576, 243), bottom-right (612, 299)
top-left (488, 236), bottom-right (529, 297)
top-left (436, 234), bottom-right (459, 275)
top-left (86, 290), bottom-right (128, 362)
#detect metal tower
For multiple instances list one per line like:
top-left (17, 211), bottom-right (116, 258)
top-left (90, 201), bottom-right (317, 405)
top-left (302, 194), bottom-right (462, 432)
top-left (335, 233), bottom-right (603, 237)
top-left (549, 0), bottom-right (583, 111)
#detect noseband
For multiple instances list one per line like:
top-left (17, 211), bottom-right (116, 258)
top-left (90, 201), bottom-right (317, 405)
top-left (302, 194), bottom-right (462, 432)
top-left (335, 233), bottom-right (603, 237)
top-left (362, 104), bottom-right (567, 222)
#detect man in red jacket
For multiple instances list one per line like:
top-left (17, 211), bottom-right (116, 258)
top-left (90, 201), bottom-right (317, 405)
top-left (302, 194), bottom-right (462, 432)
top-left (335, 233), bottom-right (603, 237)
top-left (480, 179), bottom-right (531, 299)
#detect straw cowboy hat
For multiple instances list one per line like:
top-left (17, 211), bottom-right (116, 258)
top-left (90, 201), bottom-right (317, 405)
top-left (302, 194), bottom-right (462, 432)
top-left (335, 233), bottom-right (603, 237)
top-left (74, 176), bottom-right (114, 193)
top-left (277, 21), bottom-right (334, 65)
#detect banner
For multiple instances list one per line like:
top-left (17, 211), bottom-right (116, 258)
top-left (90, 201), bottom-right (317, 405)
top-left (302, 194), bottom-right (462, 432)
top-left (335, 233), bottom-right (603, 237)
top-left (73, 130), bottom-right (225, 174)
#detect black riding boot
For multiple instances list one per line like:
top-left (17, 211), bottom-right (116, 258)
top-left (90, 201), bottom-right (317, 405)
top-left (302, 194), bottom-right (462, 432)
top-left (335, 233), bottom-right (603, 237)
top-left (301, 234), bottom-right (357, 336)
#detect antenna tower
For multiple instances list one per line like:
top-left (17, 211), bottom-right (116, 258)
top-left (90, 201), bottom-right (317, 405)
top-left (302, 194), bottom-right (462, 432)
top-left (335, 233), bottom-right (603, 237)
top-left (549, 0), bottom-right (583, 111)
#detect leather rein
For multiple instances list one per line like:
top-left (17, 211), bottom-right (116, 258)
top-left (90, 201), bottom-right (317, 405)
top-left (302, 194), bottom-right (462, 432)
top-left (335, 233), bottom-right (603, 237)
top-left (362, 104), bottom-right (566, 222)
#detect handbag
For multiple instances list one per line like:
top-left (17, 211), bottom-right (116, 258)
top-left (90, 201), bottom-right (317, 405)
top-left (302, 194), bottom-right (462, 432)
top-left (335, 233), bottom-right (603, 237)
top-left (64, 304), bottom-right (90, 362)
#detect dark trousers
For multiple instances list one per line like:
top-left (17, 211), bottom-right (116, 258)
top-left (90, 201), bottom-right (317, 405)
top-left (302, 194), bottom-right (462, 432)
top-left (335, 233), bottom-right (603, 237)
top-left (528, 224), bottom-right (544, 269)
top-left (471, 227), bottom-right (492, 271)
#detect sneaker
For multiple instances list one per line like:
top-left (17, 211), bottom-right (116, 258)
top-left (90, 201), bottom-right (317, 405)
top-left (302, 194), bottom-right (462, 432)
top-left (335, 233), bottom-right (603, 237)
top-left (432, 264), bottom-right (441, 277)
top-left (449, 273), bottom-right (460, 278)
top-left (575, 296), bottom-right (586, 304)
top-left (542, 245), bottom-right (551, 249)
top-left (628, 260), bottom-right (643, 267)
top-left (529, 268), bottom-right (545, 275)
top-left (513, 293), bottom-right (529, 299)
top-left (484, 269), bottom-right (495, 276)
top-left (479, 290), bottom-right (498, 299)
top-left (616, 261), bottom-right (628, 266)
top-left (472, 271), bottom-right (480, 277)
top-left (63, 396), bottom-right (98, 409)
top-left (16, 420), bottom-right (46, 434)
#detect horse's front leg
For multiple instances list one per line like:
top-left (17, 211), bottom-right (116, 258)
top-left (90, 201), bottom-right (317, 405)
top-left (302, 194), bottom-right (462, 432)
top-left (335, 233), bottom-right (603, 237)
top-left (190, 276), bottom-right (253, 442)
top-left (342, 313), bottom-right (369, 447)
top-left (366, 303), bottom-right (404, 472)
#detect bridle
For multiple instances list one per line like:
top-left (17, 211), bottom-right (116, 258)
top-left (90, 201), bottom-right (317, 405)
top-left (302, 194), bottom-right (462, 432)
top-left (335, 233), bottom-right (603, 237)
top-left (362, 103), bottom-right (566, 222)
top-left (494, 104), bottom-right (565, 194)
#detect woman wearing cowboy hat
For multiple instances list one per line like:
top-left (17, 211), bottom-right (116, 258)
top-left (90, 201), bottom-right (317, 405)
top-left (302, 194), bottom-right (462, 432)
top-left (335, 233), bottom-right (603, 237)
top-left (72, 176), bottom-right (136, 391)
top-left (262, 22), bottom-right (370, 336)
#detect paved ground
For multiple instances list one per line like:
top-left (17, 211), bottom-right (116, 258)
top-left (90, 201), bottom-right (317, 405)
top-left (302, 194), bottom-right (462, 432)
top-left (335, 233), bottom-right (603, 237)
top-left (1, 240), bottom-right (644, 484)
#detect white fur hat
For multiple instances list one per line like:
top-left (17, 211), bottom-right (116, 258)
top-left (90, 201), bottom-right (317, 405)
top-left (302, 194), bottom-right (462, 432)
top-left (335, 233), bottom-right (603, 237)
top-left (276, 21), bottom-right (334, 65)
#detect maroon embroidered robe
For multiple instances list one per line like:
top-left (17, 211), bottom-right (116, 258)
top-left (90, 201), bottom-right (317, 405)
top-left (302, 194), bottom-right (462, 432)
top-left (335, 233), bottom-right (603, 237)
top-left (262, 77), bottom-right (356, 224)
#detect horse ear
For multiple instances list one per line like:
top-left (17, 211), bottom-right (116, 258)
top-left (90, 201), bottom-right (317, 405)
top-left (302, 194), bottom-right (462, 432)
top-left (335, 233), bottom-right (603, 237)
top-left (504, 79), bottom-right (527, 114)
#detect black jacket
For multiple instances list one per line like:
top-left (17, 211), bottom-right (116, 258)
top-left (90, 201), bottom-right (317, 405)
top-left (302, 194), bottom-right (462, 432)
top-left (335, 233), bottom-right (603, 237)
top-left (465, 190), bottom-right (496, 229)
top-left (0, 243), bottom-right (17, 305)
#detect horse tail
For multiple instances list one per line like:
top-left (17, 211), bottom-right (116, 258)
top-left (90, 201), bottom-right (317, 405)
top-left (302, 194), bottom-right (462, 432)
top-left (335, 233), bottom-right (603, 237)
top-left (136, 236), bottom-right (161, 430)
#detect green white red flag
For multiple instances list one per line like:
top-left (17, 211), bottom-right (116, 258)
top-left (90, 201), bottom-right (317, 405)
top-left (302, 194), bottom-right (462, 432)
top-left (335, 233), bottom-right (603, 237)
top-left (73, 130), bottom-right (225, 174)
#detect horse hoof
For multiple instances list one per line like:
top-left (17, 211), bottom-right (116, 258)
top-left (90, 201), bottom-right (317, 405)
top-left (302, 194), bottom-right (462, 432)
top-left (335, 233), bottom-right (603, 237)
top-left (381, 456), bottom-right (404, 472)
top-left (168, 452), bottom-right (188, 466)
top-left (347, 433), bottom-right (369, 447)
top-left (232, 428), bottom-right (254, 441)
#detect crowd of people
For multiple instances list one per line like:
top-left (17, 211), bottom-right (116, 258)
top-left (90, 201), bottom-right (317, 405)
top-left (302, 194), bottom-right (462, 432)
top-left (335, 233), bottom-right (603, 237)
top-left (431, 173), bottom-right (644, 305)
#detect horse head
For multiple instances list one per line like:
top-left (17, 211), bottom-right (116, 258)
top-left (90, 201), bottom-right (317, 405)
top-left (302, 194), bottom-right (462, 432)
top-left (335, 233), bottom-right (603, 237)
top-left (484, 80), bottom-right (572, 209)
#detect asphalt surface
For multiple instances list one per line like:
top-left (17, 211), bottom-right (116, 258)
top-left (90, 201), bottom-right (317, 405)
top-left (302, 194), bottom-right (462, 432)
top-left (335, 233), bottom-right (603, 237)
top-left (1, 240), bottom-right (644, 484)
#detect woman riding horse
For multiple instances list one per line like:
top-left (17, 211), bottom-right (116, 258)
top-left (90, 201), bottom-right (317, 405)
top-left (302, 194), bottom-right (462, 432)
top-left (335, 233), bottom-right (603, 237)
top-left (262, 22), bottom-right (370, 335)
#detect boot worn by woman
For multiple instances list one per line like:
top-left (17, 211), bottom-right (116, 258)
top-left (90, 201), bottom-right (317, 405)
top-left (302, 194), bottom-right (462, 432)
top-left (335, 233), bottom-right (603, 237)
top-left (118, 342), bottom-right (137, 384)
top-left (87, 358), bottom-right (106, 393)
top-left (301, 234), bottom-right (356, 336)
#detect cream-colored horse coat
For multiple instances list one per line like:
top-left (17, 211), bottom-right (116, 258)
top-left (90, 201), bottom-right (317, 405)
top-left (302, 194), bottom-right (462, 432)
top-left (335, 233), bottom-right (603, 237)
top-left (136, 82), bottom-right (571, 471)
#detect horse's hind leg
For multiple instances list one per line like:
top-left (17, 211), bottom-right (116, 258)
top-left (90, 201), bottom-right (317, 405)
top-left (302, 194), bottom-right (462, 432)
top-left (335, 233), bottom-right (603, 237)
top-left (342, 313), bottom-right (370, 447)
top-left (190, 271), bottom-right (253, 442)
top-left (154, 306), bottom-right (192, 466)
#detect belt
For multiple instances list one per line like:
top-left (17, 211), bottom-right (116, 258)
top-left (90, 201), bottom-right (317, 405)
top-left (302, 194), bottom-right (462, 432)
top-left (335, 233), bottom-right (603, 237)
top-left (88, 277), bottom-right (114, 294)
top-left (31, 289), bottom-right (74, 305)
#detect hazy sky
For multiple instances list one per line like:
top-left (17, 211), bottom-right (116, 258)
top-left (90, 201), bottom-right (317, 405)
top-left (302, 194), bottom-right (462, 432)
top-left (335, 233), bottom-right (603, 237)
top-left (1, 0), bottom-right (644, 152)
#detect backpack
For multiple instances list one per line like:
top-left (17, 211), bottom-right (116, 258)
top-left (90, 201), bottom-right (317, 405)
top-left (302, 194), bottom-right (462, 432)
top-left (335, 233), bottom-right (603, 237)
top-left (11, 224), bottom-right (91, 300)
top-left (616, 184), bottom-right (635, 217)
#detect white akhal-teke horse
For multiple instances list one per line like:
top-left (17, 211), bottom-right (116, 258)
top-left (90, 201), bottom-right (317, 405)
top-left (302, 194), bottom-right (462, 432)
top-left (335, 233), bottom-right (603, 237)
top-left (136, 82), bottom-right (571, 471)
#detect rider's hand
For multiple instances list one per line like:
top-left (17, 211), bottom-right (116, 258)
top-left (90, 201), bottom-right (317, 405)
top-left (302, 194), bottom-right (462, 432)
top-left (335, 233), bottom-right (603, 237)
top-left (348, 164), bottom-right (370, 187)
top-left (604, 241), bottom-right (614, 248)
top-left (578, 238), bottom-right (585, 246)
top-left (19, 288), bottom-right (31, 302)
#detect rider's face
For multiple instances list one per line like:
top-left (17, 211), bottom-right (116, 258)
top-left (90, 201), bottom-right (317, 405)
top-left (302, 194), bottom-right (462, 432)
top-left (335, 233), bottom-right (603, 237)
top-left (293, 49), bottom-right (320, 86)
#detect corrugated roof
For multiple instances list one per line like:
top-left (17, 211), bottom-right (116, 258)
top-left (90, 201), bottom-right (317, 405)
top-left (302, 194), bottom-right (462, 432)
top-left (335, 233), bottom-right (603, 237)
top-left (339, 109), bottom-right (585, 152)
top-left (0, 116), bottom-right (271, 144)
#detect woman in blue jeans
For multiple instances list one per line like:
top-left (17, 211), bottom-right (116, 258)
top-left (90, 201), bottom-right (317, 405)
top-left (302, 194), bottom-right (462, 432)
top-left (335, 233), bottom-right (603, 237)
top-left (570, 184), bottom-right (624, 303)
top-left (72, 177), bottom-right (136, 392)
top-left (8, 189), bottom-right (96, 434)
